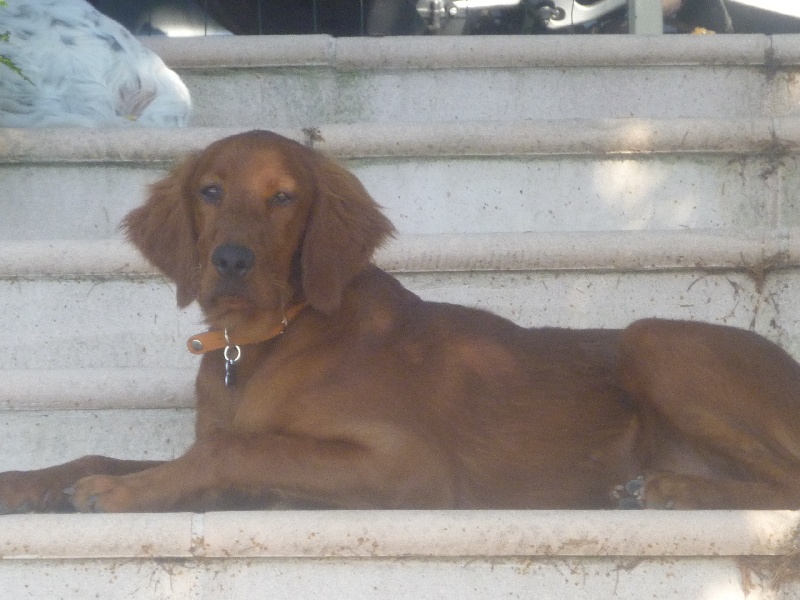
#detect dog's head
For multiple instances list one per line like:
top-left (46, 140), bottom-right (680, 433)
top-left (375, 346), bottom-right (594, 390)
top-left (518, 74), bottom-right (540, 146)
top-left (122, 130), bottom-right (395, 334)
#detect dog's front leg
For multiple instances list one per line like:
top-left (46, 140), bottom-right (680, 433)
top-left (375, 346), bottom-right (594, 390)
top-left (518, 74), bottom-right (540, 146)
top-left (67, 427), bottom-right (455, 512)
top-left (0, 456), bottom-right (162, 513)
top-left (66, 453), bottom-right (217, 513)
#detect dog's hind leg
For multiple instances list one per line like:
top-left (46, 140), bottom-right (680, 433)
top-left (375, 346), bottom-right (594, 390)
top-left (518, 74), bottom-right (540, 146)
top-left (618, 318), bottom-right (800, 509)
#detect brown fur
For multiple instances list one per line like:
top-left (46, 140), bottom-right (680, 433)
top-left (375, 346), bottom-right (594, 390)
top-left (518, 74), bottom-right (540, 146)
top-left (3, 129), bottom-right (800, 513)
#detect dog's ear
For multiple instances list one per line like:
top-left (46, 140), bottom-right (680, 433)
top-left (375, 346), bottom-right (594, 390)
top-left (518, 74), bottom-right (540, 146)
top-left (121, 153), bottom-right (201, 308)
top-left (301, 154), bottom-right (396, 313)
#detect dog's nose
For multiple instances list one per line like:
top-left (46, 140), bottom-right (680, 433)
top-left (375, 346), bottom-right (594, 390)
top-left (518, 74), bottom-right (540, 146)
top-left (212, 244), bottom-right (255, 278)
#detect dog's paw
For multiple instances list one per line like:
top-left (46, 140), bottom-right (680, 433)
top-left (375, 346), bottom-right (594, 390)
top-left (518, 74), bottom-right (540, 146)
top-left (0, 470), bottom-right (71, 513)
top-left (638, 473), bottom-right (687, 509)
top-left (614, 473), bottom-right (685, 509)
top-left (611, 476), bottom-right (646, 509)
top-left (65, 474), bottom-right (136, 513)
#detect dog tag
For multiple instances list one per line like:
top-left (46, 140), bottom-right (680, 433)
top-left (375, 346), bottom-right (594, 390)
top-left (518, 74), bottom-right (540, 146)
top-left (224, 358), bottom-right (238, 387)
top-left (223, 339), bottom-right (242, 388)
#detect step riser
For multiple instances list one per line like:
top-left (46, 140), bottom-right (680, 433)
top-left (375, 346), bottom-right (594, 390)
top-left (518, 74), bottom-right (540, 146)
top-left (2, 163), bottom-right (154, 240)
top-left (179, 65), bottom-right (797, 126)
top-left (1, 279), bottom-right (203, 370)
top-left (140, 34), bottom-right (800, 126)
top-left (4, 118), bottom-right (798, 239)
top-left (1, 556), bottom-right (790, 600)
top-left (0, 409), bottom-right (193, 472)
top-left (2, 268), bottom-right (798, 367)
top-left (3, 152), bottom-right (797, 239)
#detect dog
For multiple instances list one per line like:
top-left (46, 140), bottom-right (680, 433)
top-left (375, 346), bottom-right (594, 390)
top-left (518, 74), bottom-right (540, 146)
top-left (2, 129), bottom-right (800, 513)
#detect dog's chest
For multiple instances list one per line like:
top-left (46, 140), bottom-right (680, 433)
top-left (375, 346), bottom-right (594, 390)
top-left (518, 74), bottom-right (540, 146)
top-left (209, 343), bottom-right (329, 433)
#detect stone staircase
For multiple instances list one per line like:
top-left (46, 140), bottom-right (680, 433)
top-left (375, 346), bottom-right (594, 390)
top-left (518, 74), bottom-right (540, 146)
top-left (1, 33), bottom-right (800, 598)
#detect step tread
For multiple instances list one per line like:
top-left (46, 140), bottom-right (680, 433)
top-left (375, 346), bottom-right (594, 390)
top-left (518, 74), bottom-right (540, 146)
top-left (1, 510), bottom-right (796, 559)
top-left (140, 33), bottom-right (798, 70)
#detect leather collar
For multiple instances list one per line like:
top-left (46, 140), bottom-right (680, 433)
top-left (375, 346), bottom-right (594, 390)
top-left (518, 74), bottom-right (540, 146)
top-left (186, 302), bottom-right (308, 355)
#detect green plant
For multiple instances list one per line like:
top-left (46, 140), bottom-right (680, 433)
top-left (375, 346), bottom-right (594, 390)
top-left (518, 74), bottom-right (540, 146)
top-left (1, 0), bottom-right (31, 82)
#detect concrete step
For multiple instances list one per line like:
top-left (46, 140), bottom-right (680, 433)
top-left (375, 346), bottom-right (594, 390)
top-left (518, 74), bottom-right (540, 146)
top-left (2, 117), bottom-right (799, 239)
top-left (1, 510), bottom-right (799, 599)
top-left (140, 34), bottom-right (800, 127)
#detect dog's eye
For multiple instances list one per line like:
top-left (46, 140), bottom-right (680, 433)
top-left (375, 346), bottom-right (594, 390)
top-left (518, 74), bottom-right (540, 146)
top-left (200, 184), bottom-right (222, 205)
top-left (271, 191), bottom-right (294, 207)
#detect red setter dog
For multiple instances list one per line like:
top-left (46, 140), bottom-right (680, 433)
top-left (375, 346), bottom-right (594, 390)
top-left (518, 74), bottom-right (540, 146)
top-left (3, 129), bottom-right (800, 512)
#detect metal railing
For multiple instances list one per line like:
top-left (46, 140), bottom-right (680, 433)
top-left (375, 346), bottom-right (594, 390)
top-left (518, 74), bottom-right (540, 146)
top-left (99, 0), bottom-right (664, 37)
